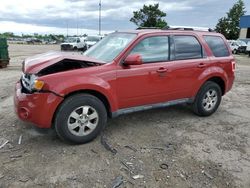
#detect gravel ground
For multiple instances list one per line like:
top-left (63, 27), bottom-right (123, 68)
top-left (0, 44), bottom-right (250, 188)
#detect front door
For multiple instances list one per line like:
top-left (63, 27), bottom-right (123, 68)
top-left (116, 35), bottom-right (171, 109)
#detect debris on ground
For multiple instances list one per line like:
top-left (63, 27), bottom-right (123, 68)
top-left (132, 174), bottom-right (144, 180)
top-left (18, 135), bottom-right (22, 145)
top-left (111, 176), bottom-right (123, 188)
top-left (91, 149), bottom-right (98, 154)
top-left (19, 176), bottom-right (29, 183)
top-left (202, 148), bottom-right (211, 154)
top-left (100, 134), bottom-right (117, 155)
top-left (202, 170), bottom-right (214, 179)
top-left (0, 173), bottom-right (4, 179)
top-left (120, 160), bottom-right (134, 174)
top-left (124, 145), bottom-right (137, 152)
top-left (0, 138), bottom-right (9, 149)
top-left (10, 154), bottom-right (22, 159)
top-left (160, 163), bottom-right (169, 170)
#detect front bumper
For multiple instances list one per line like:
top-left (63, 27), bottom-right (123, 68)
top-left (14, 81), bottom-right (63, 128)
top-left (61, 44), bottom-right (74, 51)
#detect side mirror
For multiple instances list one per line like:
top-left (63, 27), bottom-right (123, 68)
top-left (123, 54), bottom-right (142, 66)
top-left (77, 39), bottom-right (80, 43)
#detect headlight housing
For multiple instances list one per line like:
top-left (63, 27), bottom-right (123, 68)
top-left (21, 73), bottom-right (44, 93)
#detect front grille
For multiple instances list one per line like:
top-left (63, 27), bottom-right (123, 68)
top-left (20, 73), bottom-right (36, 93)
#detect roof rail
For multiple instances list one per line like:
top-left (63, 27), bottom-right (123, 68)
top-left (164, 27), bottom-right (194, 31)
top-left (136, 27), bottom-right (161, 30)
top-left (162, 26), bottom-right (215, 32)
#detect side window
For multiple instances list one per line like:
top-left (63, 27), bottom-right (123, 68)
top-left (204, 36), bottom-right (230, 57)
top-left (173, 36), bottom-right (203, 60)
top-left (130, 36), bottom-right (169, 63)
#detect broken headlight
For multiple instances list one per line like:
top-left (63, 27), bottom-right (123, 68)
top-left (21, 73), bottom-right (44, 92)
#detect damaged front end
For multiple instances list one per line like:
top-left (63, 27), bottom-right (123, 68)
top-left (16, 52), bottom-right (106, 128)
top-left (21, 52), bottom-right (105, 94)
top-left (21, 73), bottom-right (44, 93)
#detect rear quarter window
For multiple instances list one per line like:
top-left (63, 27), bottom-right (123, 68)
top-left (204, 36), bottom-right (230, 57)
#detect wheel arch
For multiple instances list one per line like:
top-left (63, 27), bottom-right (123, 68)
top-left (206, 76), bottom-right (225, 95)
top-left (51, 89), bottom-right (112, 128)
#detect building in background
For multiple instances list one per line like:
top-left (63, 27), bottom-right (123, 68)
top-left (239, 15), bottom-right (250, 40)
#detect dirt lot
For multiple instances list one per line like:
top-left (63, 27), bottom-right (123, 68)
top-left (0, 44), bottom-right (250, 188)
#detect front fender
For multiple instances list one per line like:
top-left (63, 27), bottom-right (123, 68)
top-left (41, 73), bottom-right (118, 112)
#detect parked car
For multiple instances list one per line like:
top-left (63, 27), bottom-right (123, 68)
top-left (228, 40), bottom-right (247, 54)
top-left (85, 35), bottom-right (103, 50)
top-left (15, 29), bottom-right (235, 144)
top-left (26, 38), bottom-right (42, 45)
top-left (247, 41), bottom-right (250, 57)
top-left (61, 37), bottom-right (86, 51)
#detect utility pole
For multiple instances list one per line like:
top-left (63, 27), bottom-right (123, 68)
top-left (66, 21), bottom-right (69, 37)
top-left (99, 0), bottom-right (101, 35)
top-left (76, 14), bottom-right (79, 36)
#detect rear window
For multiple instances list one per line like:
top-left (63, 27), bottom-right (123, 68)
top-left (173, 36), bottom-right (203, 60)
top-left (204, 36), bottom-right (230, 57)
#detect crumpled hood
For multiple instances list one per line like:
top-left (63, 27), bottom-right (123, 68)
top-left (23, 51), bottom-right (105, 74)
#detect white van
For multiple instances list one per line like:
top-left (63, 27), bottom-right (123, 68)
top-left (61, 37), bottom-right (86, 51)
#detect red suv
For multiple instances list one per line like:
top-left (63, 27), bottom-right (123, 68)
top-left (14, 29), bottom-right (235, 143)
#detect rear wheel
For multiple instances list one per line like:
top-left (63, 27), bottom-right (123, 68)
top-left (54, 94), bottom-right (107, 144)
top-left (192, 81), bottom-right (222, 116)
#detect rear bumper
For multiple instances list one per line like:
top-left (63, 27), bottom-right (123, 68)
top-left (14, 81), bottom-right (63, 128)
top-left (225, 75), bottom-right (235, 93)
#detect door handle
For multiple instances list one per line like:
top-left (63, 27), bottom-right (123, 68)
top-left (197, 63), bottom-right (206, 68)
top-left (157, 67), bottom-right (168, 73)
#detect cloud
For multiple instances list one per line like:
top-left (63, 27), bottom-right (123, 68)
top-left (0, 0), bottom-right (249, 34)
top-left (0, 0), bottom-right (193, 21)
top-left (0, 21), bottom-right (112, 35)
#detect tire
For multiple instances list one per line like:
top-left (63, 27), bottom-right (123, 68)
top-left (82, 45), bottom-right (87, 52)
top-left (54, 94), bottom-right (107, 144)
top-left (73, 47), bottom-right (78, 51)
top-left (192, 81), bottom-right (222, 116)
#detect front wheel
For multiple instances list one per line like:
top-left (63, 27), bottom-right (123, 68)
top-left (54, 94), bottom-right (107, 144)
top-left (192, 81), bottom-right (222, 116)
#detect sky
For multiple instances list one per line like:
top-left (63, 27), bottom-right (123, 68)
top-left (0, 0), bottom-right (249, 35)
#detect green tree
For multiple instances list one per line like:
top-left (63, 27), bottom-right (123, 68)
top-left (215, 0), bottom-right (246, 39)
top-left (130, 3), bottom-right (168, 29)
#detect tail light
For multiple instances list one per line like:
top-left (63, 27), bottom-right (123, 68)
top-left (231, 61), bottom-right (236, 72)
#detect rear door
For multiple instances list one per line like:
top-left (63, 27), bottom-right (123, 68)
top-left (163, 35), bottom-right (210, 100)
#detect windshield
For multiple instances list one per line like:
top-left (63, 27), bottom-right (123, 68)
top-left (84, 33), bottom-right (136, 62)
top-left (86, 36), bottom-right (100, 42)
top-left (64, 37), bottom-right (77, 43)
